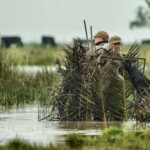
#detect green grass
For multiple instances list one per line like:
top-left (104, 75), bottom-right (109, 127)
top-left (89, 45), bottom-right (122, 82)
top-left (5, 46), bottom-right (65, 66)
top-left (0, 48), bottom-right (61, 107)
top-left (0, 127), bottom-right (150, 150)
top-left (122, 43), bottom-right (150, 78)
top-left (3, 43), bottom-right (150, 72)
top-left (0, 69), bottom-right (61, 107)
top-left (139, 44), bottom-right (150, 77)
top-left (4, 43), bottom-right (150, 70)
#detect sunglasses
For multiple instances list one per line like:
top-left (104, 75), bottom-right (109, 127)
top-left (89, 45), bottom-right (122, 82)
top-left (95, 40), bottom-right (108, 46)
top-left (114, 42), bottom-right (121, 46)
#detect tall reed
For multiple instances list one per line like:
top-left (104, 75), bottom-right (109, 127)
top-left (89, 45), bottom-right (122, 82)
top-left (0, 48), bottom-right (60, 107)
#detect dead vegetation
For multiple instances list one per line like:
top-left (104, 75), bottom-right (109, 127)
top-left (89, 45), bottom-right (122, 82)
top-left (38, 39), bottom-right (150, 122)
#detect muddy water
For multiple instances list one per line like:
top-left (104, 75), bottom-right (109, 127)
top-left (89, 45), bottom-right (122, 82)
top-left (0, 106), bottom-right (149, 146)
top-left (0, 106), bottom-right (65, 145)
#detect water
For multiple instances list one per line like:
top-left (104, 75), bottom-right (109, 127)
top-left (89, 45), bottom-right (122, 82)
top-left (0, 106), bottom-right (149, 146)
top-left (15, 65), bottom-right (57, 74)
top-left (0, 106), bottom-right (101, 146)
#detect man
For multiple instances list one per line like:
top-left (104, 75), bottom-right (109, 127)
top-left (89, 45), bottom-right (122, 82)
top-left (90, 31), bottom-right (110, 121)
top-left (91, 30), bottom-right (110, 62)
top-left (109, 35), bottom-right (125, 76)
top-left (103, 36), bottom-right (125, 121)
top-left (109, 35), bottom-right (122, 57)
top-left (92, 34), bottom-right (124, 121)
top-left (94, 31), bottom-right (109, 55)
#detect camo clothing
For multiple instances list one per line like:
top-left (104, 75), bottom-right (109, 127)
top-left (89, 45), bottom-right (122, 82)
top-left (91, 48), bottom-right (125, 121)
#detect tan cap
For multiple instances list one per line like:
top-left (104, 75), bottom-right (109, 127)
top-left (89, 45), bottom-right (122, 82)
top-left (109, 35), bottom-right (121, 44)
top-left (94, 31), bottom-right (109, 41)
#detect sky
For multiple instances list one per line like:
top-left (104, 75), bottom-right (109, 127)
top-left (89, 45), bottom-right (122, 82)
top-left (0, 0), bottom-right (149, 43)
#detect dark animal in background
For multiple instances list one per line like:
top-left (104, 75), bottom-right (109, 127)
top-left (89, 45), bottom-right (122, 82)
top-left (142, 39), bottom-right (150, 45)
top-left (1, 36), bottom-right (23, 48)
top-left (41, 36), bottom-right (56, 47)
top-left (123, 59), bottom-right (150, 96)
top-left (123, 59), bottom-right (150, 121)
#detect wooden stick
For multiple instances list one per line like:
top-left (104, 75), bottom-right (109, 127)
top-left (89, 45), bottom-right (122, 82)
top-left (90, 25), bottom-right (93, 54)
top-left (83, 19), bottom-right (89, 49)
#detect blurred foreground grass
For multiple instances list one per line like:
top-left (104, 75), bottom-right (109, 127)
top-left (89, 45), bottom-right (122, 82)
top-left (0, 127), bottom-right (149, 150)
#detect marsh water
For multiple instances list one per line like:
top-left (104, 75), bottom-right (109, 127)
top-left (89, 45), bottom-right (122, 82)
top-left (0, 105), bottom-right (149, 146)
top-left (0, 106), bottom-right (102, 145)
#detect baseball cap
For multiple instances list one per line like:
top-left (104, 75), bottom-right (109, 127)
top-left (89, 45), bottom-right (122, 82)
top-left (94, 31), bottom-right (109, 41)
top-left (109, 35), bottom-right (121, 44)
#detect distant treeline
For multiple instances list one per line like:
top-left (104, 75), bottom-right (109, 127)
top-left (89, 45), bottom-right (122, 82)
top-left (0, 36), bottom-right (57, 48)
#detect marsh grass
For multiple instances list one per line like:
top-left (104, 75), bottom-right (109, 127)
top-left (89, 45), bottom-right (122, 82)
top-left (0, 70), bottom-right (60, 107)
top-left (3, 43), bottom-right (150, 74)
top-left (5, 45), bottom-right (65, 66)
top-left (0, 48), bottom-right (60, 107)
top-left (122, 44), bottom-right (150, 77)
top-left (0, 127), bottom-right (150, 150)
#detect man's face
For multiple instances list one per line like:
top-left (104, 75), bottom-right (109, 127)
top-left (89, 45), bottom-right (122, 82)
top-left (109, 41), bottom-right (121, 54)
top-left (94, 37), bottom-right (103, 45)
top-left (94, 37), bottom-right (109, 51)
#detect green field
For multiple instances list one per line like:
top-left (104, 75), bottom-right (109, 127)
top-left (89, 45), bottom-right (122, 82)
top-left (4, 43), bottom-right (150, 67)
top-left (4, 45), bottom-right (65, 66)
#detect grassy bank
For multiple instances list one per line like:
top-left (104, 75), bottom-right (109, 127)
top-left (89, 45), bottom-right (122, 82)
top-left (0, 127), bottom-right (150, 150)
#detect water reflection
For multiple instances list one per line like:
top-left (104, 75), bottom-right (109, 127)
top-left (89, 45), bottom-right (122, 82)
top-left (0, 106), bottom-right (62, 145)
top-left (0, 106), bottom-right (149, 146)
top-left (15, 66), bottom-right (57, 74)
